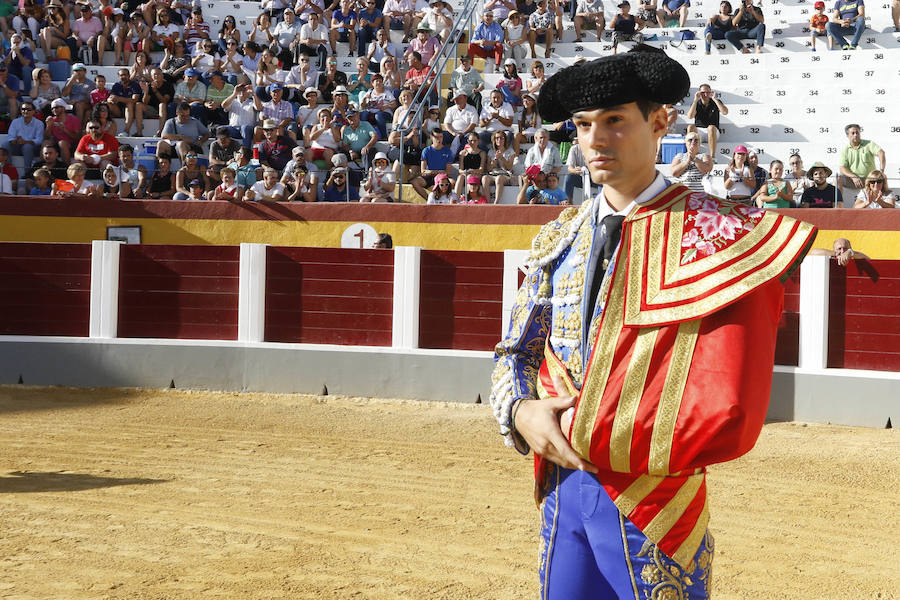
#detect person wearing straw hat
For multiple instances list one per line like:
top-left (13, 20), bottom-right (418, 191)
top-left (490, 45), bottom-right (817, 599)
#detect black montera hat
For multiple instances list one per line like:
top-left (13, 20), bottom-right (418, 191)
top-left (537, 45), bottom-right (690, 123)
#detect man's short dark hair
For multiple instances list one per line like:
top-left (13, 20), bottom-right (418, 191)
top-left (410, 51), bottom-right (422, 62)
top-left (634, 99), bottom-right (663, 120)
top-left (845, 123), bottom-right (860, 134)
top-left (431, 127), bottom-right (443, 137)
top-left (177, 101), bottom-right (191, 111)
top-left (118, 144), bottom-right (134, 153)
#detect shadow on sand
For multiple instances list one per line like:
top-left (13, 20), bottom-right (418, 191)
top-left (0, 470), bottom-right (167, 494)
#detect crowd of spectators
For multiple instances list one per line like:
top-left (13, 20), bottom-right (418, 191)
top-left (0, 0), bottom-right (895, 205)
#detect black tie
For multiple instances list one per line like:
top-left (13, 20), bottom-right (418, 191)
top-left (587, 214), bottom-right (625, 314)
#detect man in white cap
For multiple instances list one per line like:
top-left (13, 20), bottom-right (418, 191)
top-left (443, 89), bottom-right (478, 159)
top-left (361, 151), bottom-right (396, 202)
top-left (259, 118), bottom-right (297, 171)
top-left (61, 63), bottom-right (96, 126)
top-left (44, 98), bottom-right (83, 163)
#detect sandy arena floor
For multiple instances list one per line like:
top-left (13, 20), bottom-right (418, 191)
top-left (0, 385), bottom-right (897, 599)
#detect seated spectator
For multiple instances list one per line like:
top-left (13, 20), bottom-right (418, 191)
top-left (468, 10), bottom-right (506, 73)
top-left (0, 64), bottom-right (20, 132)
top-left (704, 1), bottom-right (734, 54)
top-left (801, 162), bottom-right (842, 208)
top-left (747, 149), bottom-right (766, 193)
top-left (254, 83), bottom-right (298, 141)
top-left (514, 92), bottom-right (540, 154)
top-left (539, 171), bottom-right (569, 205)
top-left (524, 127), bottom-right (562, 176)
top-left (487, 0), bottom-right (518, 23)
top-left (157, 102), bottom-right (210, 162)
top-left (28, 142), bottom-right (68, 187)
top-left (3, 101), bottom-right (43, 176)
top-left (317, 57), bottom-right (349, 105)
top-left (686, 84), bottom-right (727, 157)
top-left (108, 68), bottom-right (147, 137)
top-left (496, 59), bottom-right (523, 107)
top-left (365, 28), bottom-right (399, 73)
top-left (403, 51), bottom-right (436, 103)
top-left (383, 0), bottom-right (416, 41)
top-left (722, 144), bottom-right (754, 203)
top-left (726, 0), bottom-right (764, 54)
top-left (826, 0), bottom-right (865, 50)
top-left (517, 164), bottom-right (546, 204)
top-left (141, 68), bottom-right (175, 138)
top-left (161, 40), bottom-right (192, 84)
top-left (356, 0), bottom-right (384, 56)
top-left (203, 72), bottom-right (235, 127)
top-left (459, 175), bottom-right (489, 204)
top-left (454, 131), bottom-right (486, 196)
top-left (299, 12), bottom-right (329, 70)
top-left (839, 124), bottom-right (885, 206)
top-left (809, 1), bottom-right (830, 52)
top-left (3, 34), bottom-right (33, 97)
top-left (670, 131), bottom-right (712, 193)
top-left (412, 128), bottom-right (453, 200)
top-left (388, 88), bottom-right (422, 169)
top-left (636, 0), bottom-right (664, 27)
top-left (40, 5), bottom-right (70, 69)
top-left (91, 102), bottom-right (117, 138)
top-left (259, 118), bottom-right (296, 172)
top-left (564, 140), bottom-right (588, 202)
top-left (503, 11), bottom-right (529, 71)
top-left (447, 55), bottom-right (484, 114)
top-left (753, 159), bottom-right (793, 209)
top-left (283, 53), bottom-right (317, 102)
top-left (360, 74), bottom-right (396, 140)
top-left (70, 2), bottom-right (104, 65)
top-left (420, 0), bottom-right (454, 42)
top-left (524, 60), bottom-right (546, 98)
top-left (610, 1), bottom-right (645, 54)
top-left (296, 87), bottom-right (322, 131)
top-left (784, 153), bottom-right (809, 207)
top-left (853, 170), bottom-right (895, 209)
top-left (322, 166), bottom-right (360, 202)
top-left (341, 107), bottom-right (379, 168)
top-left (151, 9), bottom-right (180, 52)
top-left (809, 238), bottom-right (870, 266)
top-left (172, 151), bottom-right (209, 200)
top-left (574, 0), bottom-right (605, 43)
top-left (51, 162), bottom-right (98, 196)
top-left (482, 129), bottom-right (515, 203)
top-left (171, 68), bottom-right (208, 122)
top-left (330, 0), bottom-right (357, 55)
top-left (347, 57), bottom-right (373, 107)
top-left (360, 151), bottom-right (396, 202)
top-left (145, 155), bottom-right (176, 199)
top-left (209, 126), bottom-right (242, 167)
top-left (119, 12), bottom-right (152, 68)
top-left (528, 0), bottom-right (556, 58)
top-left (61, 64), bottom-right (95, 127)
top-left (406, 23), bottom-right (440, 66)
top-left (659, 0), bottom-right (689, 27)
top-left (29, 68), bottom-right (60, 118)
top-left (271, 7), bottom-right (303, 67)
top-left (221, 83), bottom-right (257, 149)
top-left (28, 167), bottom-right (51, 195)
top-left (306, 107), bottom-right (342, 165)
top-left (373, 232), bottom-right (394, 248)
top-left (0, 147), bottom-right (17, 191)
top-left (379, 56), bottom-right (403, 96)
top-left (207, 166), bottom-right (239, 201)
top-left (444, 91), bottom-right (480, 158)
top-left (426, 172), bottom-right (458, 204)
top-left (478, 90), bottom-right (514, 153)
top-left (183, 6), bottom-right (210, 52)
top-left (227, 147), bottom-right (258, 198)
top-left (113, 144), bottom-right (146, 199)
top-left (284, 163), bottom-right (317, 202)
top-left (74, 119), bottom-right (120, 179)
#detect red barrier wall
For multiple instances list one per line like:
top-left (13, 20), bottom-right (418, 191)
top-left (0, 242), bottom-right (92, 336)
top-left (419, 250), bottom-right (504, 351)
top-left (774, 272), bottom-right (801, 367)
top-left (118, 245), bottom-right (240, 340)
top-left (265, 247), bottom-right (393, 346)
top-left (828, 260), bottom-right (900, 372)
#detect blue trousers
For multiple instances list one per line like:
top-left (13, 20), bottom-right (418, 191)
top-left (704, 26), bottom-right (728, 52)
top-left (725, 24), bottom-right (765, 50)
top-left (826, 19), bottom-right (865, 47)
top-left (539, 466), bottom-right (713, 599)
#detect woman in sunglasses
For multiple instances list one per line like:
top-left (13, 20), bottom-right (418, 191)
top-left (854, 170), bottom-right (896, 209)
top-left (217, 15), bottom-right (241, 54)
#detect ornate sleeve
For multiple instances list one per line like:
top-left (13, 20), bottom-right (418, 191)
top-left (490, 266), bottom-right (551, 453)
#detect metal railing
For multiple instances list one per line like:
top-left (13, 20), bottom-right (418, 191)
top-left (394, 0), bottom-right (482, 202)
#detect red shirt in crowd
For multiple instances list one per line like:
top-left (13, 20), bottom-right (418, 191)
top-left (75, 133), bottom-right (120, 165)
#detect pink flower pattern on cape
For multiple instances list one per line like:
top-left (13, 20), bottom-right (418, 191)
top-left (680, 193), bottom-right (764, 265)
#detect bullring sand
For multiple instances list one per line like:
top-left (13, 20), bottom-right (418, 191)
top-left (0, 386), bottom-right (897, 599)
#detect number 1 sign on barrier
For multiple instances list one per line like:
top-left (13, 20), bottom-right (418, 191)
top-left (341, 223), bottom-right (379, 249)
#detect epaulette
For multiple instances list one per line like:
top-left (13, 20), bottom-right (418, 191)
top-left (527, 205), bottom-right (586, 267)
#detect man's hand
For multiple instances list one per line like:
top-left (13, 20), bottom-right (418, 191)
top-left (514, 375), bottom-right (598, 472)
